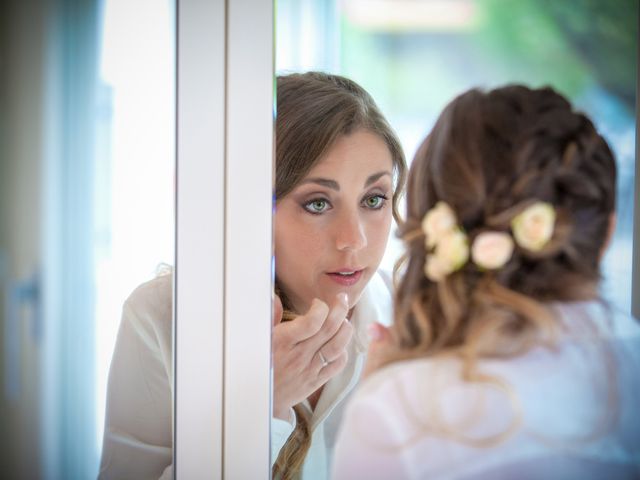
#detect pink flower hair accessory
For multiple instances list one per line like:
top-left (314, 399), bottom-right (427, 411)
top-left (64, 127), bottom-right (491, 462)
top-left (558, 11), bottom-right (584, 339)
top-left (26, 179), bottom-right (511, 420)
top-left (471, 231), bottom-right (515, 270)
top-left (419, 200), bottom-right (557, 282)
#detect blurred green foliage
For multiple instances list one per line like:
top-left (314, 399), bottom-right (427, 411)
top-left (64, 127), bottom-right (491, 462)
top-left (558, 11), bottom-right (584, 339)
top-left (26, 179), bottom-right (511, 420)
top-left (481, 0), bottom-right (637, 112)
top-left (340, 0), bottom-right (637, 116)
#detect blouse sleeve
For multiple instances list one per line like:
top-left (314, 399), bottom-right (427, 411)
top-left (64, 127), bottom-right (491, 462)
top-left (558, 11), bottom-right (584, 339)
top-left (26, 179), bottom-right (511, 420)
top-left (271, 409), bottom-right (296, 466)
top-left (98, 279), bottom-right (174, 480)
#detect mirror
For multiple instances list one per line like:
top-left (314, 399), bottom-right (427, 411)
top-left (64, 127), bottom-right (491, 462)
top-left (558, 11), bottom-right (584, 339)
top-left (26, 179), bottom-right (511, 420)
top-left (273, 0), bottom-right (636, 478)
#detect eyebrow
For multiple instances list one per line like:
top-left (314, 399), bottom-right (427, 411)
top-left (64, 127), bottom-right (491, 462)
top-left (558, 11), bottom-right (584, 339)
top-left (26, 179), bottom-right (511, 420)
top-left (301, 171), bottom-right (392, 192)
top-left (302, 178), bottom-right (340, 190)
top-left (365, 171), bottom-right (392, 187)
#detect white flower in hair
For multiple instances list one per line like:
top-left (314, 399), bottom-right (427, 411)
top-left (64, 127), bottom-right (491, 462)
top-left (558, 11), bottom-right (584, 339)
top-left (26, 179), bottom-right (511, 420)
top-left (471, 231), bottom-right (514, 270)
top-left (424, 254), bottom-right (448, 282)
top-left (422, 201), bottom-right (457, 248)
top-left (511, 202), bottom-right (556, 251)
top-left (424, 228), bottom-right (469, 282)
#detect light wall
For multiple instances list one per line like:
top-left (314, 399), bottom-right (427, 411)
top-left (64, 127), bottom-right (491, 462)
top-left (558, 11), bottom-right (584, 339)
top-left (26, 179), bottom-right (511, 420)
top-left (0, 0), bottom-right (50, 477)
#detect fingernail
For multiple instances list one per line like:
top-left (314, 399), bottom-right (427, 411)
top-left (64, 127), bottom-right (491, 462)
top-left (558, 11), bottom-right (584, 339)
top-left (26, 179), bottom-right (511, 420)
top-left (367, 323), bottom-right (382, 342)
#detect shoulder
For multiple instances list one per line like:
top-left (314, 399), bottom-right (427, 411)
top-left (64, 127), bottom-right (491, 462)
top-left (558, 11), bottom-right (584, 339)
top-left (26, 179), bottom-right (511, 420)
top-left (122, 272), bottom-right (173, 342)
top-left (551, 301), bottom-right (640, 371)
top-left (353, 355), bottom-right (460, 402)
top-left (125, 273), bottom-right (172, 317)
top-left (338, 355), bottom-right (481, 471)
top-left (346, 356), bottom-right (467, 429)
top-left (609, 305), bottom-right (640, 342)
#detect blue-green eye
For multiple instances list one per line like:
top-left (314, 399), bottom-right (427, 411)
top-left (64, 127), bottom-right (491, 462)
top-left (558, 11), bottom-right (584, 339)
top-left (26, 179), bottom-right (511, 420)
top-left (304, 199), bottom-right (330, 214)
top-left (363, 194), bottom-right (387, 210)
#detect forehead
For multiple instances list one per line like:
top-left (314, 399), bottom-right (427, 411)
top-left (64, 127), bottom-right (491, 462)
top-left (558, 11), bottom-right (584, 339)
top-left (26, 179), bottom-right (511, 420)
top-left (305, 129), bottom-right (393, 179)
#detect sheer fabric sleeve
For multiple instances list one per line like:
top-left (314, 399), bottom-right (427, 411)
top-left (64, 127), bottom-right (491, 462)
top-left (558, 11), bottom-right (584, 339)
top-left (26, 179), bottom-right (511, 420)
top-left (98, 278), bottom-right (173, 479)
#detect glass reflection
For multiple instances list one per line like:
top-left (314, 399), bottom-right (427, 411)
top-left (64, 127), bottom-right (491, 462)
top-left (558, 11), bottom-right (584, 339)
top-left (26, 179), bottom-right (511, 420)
top-left (277, 0), bottom-right (636, 323)
top-left (274, 0), bottom-right (636, 478)
top-left (271, 72), bottom-right (405, 479)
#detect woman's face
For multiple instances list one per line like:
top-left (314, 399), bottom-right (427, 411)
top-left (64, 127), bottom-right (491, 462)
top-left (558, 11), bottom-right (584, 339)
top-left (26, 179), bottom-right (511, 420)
top-left (275, 129), bottom-right (394, 314)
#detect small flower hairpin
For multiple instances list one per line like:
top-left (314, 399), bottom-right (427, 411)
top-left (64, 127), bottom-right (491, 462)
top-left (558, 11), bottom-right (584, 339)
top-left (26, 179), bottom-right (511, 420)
top-left (471, 231), bottom-right (514, 270)
top-left (421, 201), bottom-right (556, 282)
top-left (511, 202), bottom-right (556, 252)
top-left (422, 202), bottom-right (469, 282)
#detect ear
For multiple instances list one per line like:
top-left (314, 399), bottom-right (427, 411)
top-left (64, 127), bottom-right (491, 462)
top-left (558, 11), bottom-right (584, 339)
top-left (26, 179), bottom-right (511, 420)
top-left (599, 213), bottom-right (616, 261)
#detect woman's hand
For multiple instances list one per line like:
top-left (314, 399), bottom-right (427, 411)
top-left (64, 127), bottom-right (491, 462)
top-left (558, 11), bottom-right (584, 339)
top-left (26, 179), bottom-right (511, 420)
top-left (362, 322), bottom-right (393, 379)
top-left (272, 293), bottom-right (353, 420)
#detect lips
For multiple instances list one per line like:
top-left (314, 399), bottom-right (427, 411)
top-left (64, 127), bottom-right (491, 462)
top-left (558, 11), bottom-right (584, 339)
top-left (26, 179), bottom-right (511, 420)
top-left (326, 268), bottom-right (364, 286)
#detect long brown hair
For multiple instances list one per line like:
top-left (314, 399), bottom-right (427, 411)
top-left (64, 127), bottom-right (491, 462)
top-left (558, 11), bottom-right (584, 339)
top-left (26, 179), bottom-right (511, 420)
top-left (389, 85), bottom-right (617, 441)
top-left (273, 72), bottom-right (406, 479)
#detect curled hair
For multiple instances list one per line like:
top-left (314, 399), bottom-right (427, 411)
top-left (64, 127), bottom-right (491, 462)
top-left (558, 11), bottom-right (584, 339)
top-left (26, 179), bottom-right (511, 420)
top-left (389, 85), bottom-right (617, 441)
top-left (273, 72), bottom-right (407, 479)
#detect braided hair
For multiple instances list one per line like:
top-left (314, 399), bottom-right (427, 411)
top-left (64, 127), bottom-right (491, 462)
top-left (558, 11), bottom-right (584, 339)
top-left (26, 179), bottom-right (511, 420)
top-left (392, 85), bottom-right (616, 362)
top-left (382, 87), bottom-right (618, 450)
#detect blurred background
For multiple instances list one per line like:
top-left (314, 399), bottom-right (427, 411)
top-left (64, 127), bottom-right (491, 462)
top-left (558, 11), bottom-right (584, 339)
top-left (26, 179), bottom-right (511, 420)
top-left (1, 0), bottom-right (174, 478)
top-left (0, 0), bottom-right (636, 478)
top-left (277, 0), bottom-right (638, 317)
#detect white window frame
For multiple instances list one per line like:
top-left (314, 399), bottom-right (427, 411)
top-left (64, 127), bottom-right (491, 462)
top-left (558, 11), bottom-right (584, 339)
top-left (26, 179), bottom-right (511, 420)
top-left (175, 0), bottom-right (273, 478)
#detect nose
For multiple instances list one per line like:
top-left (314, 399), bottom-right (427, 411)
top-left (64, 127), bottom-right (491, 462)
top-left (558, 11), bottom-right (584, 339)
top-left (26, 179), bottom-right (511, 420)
top-left (335, 209), bottom-right (367, 252)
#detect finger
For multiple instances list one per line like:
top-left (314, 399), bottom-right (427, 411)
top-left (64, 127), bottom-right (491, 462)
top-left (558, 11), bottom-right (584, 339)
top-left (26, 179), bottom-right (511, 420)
top-left (279, 298), bottom-right (329, 343)
top-left (316, 350), bottom-right (348, 385)
top-left (367, 322), bottom-right (391, 347)
top-left (362, 323), bottom-right (392, 379)
top-left (273, 294), bottom-right (284, 326)
top-left (316, 320), bottom-right (353, 364)
top-left (300, 292), bottom-right (349, 351)
top-left (314, 349), bottom-right (331, 370)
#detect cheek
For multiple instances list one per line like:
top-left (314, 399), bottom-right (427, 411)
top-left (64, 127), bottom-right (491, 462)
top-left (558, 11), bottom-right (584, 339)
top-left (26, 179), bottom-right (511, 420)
top-left (274, 219), bottom-right (330, 312)
top-left (366, 212), bottom-right (393, 257)
top-left (275, 232), bottom-right (321, 271)
top-left (274, 213), bottom-right (326, 282)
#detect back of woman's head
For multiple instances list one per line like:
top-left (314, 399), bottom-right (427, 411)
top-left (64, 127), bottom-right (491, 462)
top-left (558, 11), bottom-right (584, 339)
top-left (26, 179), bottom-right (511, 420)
top-left (276, 71), bottom-right (406, 221)
top-left (395, 85), bottom-right (617, 356)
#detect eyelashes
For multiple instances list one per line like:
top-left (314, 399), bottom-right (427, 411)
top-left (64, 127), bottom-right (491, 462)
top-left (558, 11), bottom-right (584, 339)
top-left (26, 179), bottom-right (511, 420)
top-left (363, 194), bottom-right (389, 210)
top-left (301, 193), bottom-right (390, 215)
top-left (303, 198), bottom-right (330, 214)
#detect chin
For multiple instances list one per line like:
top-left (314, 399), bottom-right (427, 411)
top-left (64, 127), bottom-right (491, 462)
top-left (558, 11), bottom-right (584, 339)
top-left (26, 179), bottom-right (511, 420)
top-left (347, 289), bottom-right (365, 309)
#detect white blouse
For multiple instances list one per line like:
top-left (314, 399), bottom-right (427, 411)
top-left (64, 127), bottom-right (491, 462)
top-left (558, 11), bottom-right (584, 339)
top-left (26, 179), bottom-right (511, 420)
top-left (271, 271), bottom-right (393, 480)
top-left (98, 270), bottom-right (393, 479)
top-left (98, 273), bottom-right (173, 480)
top-left (332, 302), bottom-right (640, 479)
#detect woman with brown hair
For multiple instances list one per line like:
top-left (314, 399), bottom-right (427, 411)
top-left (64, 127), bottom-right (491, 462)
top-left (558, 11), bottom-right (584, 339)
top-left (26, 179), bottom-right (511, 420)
top-left (271, 72), bottom-right (406, 479)
top-left (99, 71), bottom-right (407, 479)
top-left (331, 85), bottom-right (640, 479)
